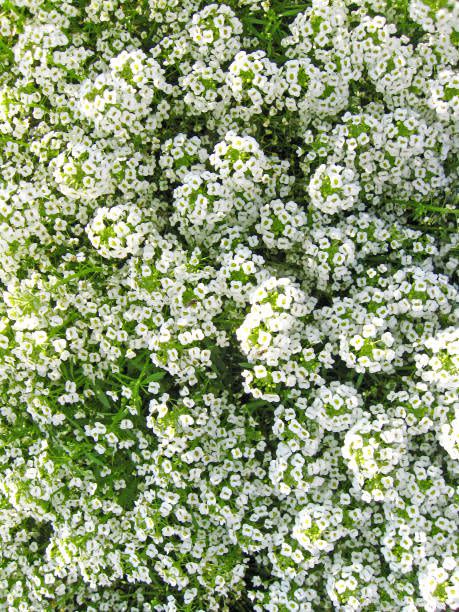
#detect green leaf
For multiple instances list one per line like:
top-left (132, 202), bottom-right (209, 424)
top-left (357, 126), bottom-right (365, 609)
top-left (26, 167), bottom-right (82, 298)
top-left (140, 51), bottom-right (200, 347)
top-left (245, 399), bottom-right (270, 409)
top-left (94, 388), bottom-right (111, 410)
top-left (141, 371), bottom-right (166, 385)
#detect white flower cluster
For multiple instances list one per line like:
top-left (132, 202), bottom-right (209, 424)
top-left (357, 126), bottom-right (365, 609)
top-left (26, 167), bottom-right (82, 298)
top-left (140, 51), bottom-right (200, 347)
top-left (0, 0), bottom-right (458, 610)
top-left (308, 163), bottom-right (361, 215)
top-left (171, 131), bottom-right (293, 246)
top-left (86, 204), bottom-right (154, 259)
top-left (77, 49), bottom-right (171, 142)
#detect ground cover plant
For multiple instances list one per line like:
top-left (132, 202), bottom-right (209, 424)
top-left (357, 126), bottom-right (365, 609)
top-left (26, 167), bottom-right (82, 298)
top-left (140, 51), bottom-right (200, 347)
top-left (0, 0), bottom-right (458, 609)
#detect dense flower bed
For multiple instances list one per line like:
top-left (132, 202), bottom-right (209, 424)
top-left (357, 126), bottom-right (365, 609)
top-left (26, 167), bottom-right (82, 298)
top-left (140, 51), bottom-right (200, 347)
top-left (0, 0), bottom-right (458, 610)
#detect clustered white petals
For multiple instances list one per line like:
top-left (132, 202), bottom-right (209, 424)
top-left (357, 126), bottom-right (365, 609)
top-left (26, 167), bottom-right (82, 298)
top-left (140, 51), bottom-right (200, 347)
top-left (0, 0), bottom-right (458, 609)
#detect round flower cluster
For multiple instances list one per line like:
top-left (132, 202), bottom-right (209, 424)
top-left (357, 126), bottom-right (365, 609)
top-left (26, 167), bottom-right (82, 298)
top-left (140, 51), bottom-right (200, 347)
top-left (256, 199), bottom-right (308, 251)
top-left (343, 413), bottom-right (408, 502)
top-left (308, 163), bottom-right (361, 215)
top-left (77, 49), bottom-right (171, 142)
top-left (0, 0), bottom-right (458, 610)
top-left (50, 138), bottom-right (117, 201)
top-left (86, 204), bottom-right (154, 259)
top-left (306, 382), bottom-right (363, 433)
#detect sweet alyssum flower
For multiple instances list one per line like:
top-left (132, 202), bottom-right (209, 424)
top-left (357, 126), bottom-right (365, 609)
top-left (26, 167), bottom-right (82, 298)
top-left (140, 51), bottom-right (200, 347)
top-left (0, 0), bottom-right (457, 609)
